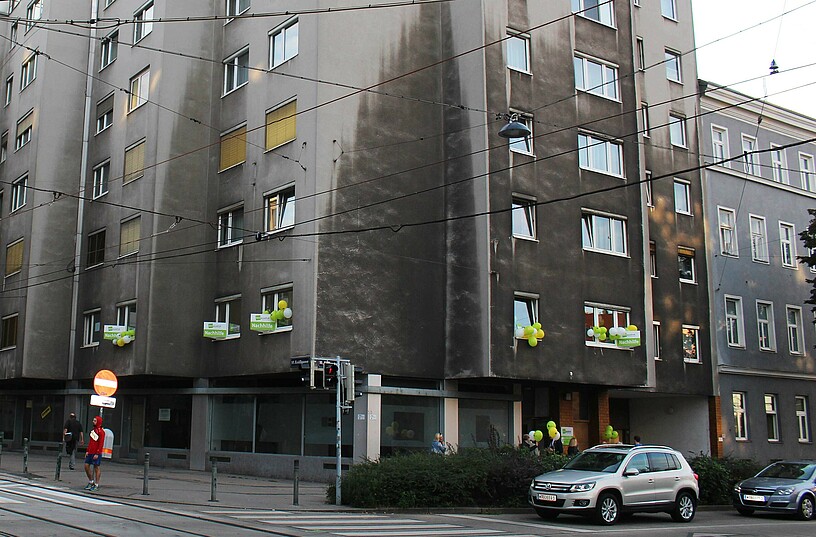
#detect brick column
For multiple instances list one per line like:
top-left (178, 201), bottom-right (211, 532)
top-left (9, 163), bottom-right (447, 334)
top-left (558, 392), bottom-right (574, 429)
top-left (708, 396), bottom-right (723, 458)
top-left (597, 390), bottom-right (610, 445)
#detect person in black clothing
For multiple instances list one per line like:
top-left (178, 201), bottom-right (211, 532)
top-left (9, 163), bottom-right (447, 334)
top-left (63, 412), bottom-right (84, 470)
top-left (546, 431), bottom-right (563, 454)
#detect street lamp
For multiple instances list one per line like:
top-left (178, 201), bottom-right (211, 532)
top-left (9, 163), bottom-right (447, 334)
top-left (497, 113), bottom-right (531, 139)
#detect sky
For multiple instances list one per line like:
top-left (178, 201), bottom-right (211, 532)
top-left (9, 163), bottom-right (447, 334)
top-left (692, 0), bottom-right (816, 119)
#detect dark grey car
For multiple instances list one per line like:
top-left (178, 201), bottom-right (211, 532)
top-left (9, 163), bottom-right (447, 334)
top-left (733, 461), bottom-right (816, 520)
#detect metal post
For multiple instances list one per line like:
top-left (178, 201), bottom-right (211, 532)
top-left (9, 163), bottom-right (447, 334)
top-left (142, 452), bottom-right (150, 495)
top-left (293, 459), bottom-right (300, 505)
top-left (335, 356), bottom-right (342, 505)
top-left (0, 431), bottom-right (4, 468)
top-left (55, 448), bottom-right (62, 481)
top-left (209, 457), bottom-right (218, 502)
top-left (23, 438), bottom-right (29, 474)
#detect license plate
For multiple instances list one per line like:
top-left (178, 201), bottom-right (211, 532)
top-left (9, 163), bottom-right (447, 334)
top-left (537, 493), bottom-right (557, 502)
top-left (744, 494), bottom-right (766, 502)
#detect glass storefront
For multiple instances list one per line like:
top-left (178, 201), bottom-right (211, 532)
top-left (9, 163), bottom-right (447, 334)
top-left (0, 396), bottom-right (15, 441)
top-left (380, 394), bottom-right (440, 455)
top-left (458, 398), bottom-right (511, 448)
top-left (144, 395), bottom-right (191, 449)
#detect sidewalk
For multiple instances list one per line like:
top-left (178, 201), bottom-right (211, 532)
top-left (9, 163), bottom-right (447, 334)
top-left (0, 450), bottom-right (338, 511)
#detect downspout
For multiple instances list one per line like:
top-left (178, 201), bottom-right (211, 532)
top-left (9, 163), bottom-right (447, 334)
top-left (67, 0), bottom-right (99, 379)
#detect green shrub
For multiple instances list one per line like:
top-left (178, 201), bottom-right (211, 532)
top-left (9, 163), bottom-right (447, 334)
top-left (688, 453), bottom-right (762, 505)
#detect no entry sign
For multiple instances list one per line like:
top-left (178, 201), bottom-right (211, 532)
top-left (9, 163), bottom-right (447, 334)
top-left (93, 369), bottom-right (118, 397)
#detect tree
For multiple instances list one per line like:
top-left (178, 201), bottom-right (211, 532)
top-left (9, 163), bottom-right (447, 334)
top-left (797, 208), bottom-right (816, 320)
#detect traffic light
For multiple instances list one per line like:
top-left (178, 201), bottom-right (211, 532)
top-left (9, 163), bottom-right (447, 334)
top-left (323, 363), bottom-right (338, 388)
top-left (309, 359), bottom-right (324, 389)
top-left (341, 361), bottom-right (355, 404)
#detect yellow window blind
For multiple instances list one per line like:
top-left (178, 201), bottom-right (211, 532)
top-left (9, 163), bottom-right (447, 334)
top-left (220, 126), bottom-right (247, 171)
top-left (5, 240), bottom-right (23, 276)
top-left (16, 111), bottom-right (33, 137)
top-left (265, 100), bottom-right (296, 150)
top-left (123, 141), bottom-right (145, 183)
top-left (119, 217), bottom-right (140, 256)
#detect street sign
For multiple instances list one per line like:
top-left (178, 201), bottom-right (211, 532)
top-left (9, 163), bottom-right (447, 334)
top-left (93, 369), bottom-right (118, 397)
top-left (90, 394), bottom-right (116, 408)
top-left (290, 357), bottom-right (311, 368)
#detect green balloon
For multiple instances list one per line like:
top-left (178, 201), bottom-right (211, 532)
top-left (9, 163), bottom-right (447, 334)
top-left (534, 430), bottom-right (544, 442)
top-left (528, 336), bottom-right (538, 347)
top-left (546, 421), bottom-right (556, 430)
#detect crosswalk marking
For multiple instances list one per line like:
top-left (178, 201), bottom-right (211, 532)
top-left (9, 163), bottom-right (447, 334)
top-left (0, 481), bottom-right (120, 506)
top-left (333, 531), bottom-right (504, 537)
top-left (0, 494), bottom-right (24, 504)
top-left (445, 514), bottom-right (594, 533)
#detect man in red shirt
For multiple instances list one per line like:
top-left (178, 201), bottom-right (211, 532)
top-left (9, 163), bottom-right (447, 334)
top-left (84, 416), bottom-right (105, 492)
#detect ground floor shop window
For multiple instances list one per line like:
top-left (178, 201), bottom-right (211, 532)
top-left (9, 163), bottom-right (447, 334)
top-left (145, 395), bottom-right (191, 449)
top-left (0, 396), bottom-right (15, 441)
top-left (459, 398), bottom-right (511, 448)
top-left (381, 394), bottom-right (440, 456)
top-left (211, 395), bottom-right (254, 452)
top-left (26, 396), bottom-right (65, 442)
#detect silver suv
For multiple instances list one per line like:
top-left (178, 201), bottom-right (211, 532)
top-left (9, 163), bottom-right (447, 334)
top-left (528, 444), bottom-right (699, 525)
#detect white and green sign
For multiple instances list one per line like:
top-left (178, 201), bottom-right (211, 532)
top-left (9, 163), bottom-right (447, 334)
top-left (103, 325), bottom-right (127, 341)
top-left (616, 330), bottom-right (641, 348)
top-left (250, 313), bottom-right (276, 332)
top-left (203, 322), bottom-right (228, 339)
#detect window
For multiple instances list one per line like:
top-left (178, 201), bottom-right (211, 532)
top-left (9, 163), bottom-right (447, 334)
top-left (765, 394), bottom-right (779, 442)
top-left (1, 132), bottom-right (7, 163)
top-left (100, 30), bottom-right (118, 70)
top-left (732, 392), bottom-right (747, 440)
top-left (265, 100), bottom-right (296, 150)
top-left (582, 211), bottom-right (627, 255)
top-left (134, 1), bottom-right (154, 42)
top-left (756, 301), bottom-right (776, 351)
top-left (779, 222), bottom-right (797, 268)
top-left (96, 95), bottom-right (113, 133)
top-left (507, 31), bottom-right (530, 73)
top-left (15, 109), bottom-right (33, 150)
top-left (799, 153), bottom-right (815, 192)
top-left (636, 37), bottom-right (644, 71)
top-left (725, 296), bottom-right (744, 348)
top-left (219, 125), bottom-right (247, 171)
top-left (123, 140), bottom-right (145, 184)
top-left (661, 0), bottom-right (677, 19)
top-left (711, 125), bottom-right (729, 165)
top-left (224, 48), bottom-right (249, 94)
top-left (652, 321), bottom-right (661, 360)
top-left (673, 180), bottom-right (691, 215)
top-left (92, 161), bottom-right (109, 199)
top-left (105, 0), bottom-right (116, 7)
top-left (269, 17), bottom-right (298, 69)
top-left (678, 247), bottom-right (695, 283)
top-left (515, 294), bottom-right (538, 332)
top-left (584, 303), bottom-right (630, 346)
top-left (742, 134), bottom-right (759, 175)
top-left (682, 325), bottom-right (700, 363)
top-left (5, 238), bottom-right (23, 276)
top-left (718, 207), bottom-right (738, 256)
top-left (4, 75), bottom-right (11, 106)
top-left (512, 196), bottom-right (536, 239)
top-left (227, 0), bottom-right (250, 17)
top-left (665, 49), bottom-right (681, 82)
top-left (82, 310), bottom-right (101, 347)
top-left (11, 174), bottom-right (26, 211)
top-left (116, 303), bottom-right (137, 331)
top-left (128, 68), bottom-right (150, 111)
top-left (10, 22), bottom-right (17, 45)
top-left (87, 229), bottom-right (106, 267)
top-left (640, 103), bottom-right (650, 137)
top-left (217, 205), bottom-right (244, 247)
top-left (770, 144), bottom-right (789, 184)
top-left (119, 216), bottom-right (140, 257)
top-left (645, 170), bottom-right (653, 207)
top-left (786, 305), bottom-right (803, 355)
top-left (574, 55), bottom-right (618, 100)
top-left (795, 396), bottom-right (811, 442)
top-left (571, 0), bottom-right (615, 27)
top-left (509, 114), bottom-right (534, 155)
top-left (264, 187), bottom-right (295, 232)
top-left (25, 0), bottom-right (42, 31)
top-left (215, 296), bottom-right (241, 338)
top-left (668, 114), bottom-right (686, 147)
top-left (261, 286), bottom-right (293, 330)
top-left (578, 133), bottom-right (623, 176)
top-left (0, 314), bottom-right (18, 349)
top-left (649, 241), bottom-right (656, 277)
top-left (750, 215), bottom-right (769, 263)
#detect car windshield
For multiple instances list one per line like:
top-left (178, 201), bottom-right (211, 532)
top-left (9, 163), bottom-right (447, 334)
top-left (563, 451), bottom-right (626, 473)
top-left (756, 462), bottom-right (816, 480)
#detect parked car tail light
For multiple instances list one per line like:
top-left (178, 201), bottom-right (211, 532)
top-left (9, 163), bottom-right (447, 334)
top-left (694, 473), bottom-right (699, 481)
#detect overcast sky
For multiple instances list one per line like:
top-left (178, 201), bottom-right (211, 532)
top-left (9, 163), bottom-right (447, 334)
top-left (692, 0), bottom-right (816, 119)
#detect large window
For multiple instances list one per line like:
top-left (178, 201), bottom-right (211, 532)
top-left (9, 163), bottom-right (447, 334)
top-left (217, 205), bottom-right (244, 247)
top-left (512, 196), bottom-right (536, 239)
top-left (584, 303), bottom-right (630, 346)
top-left (4, 75), bottom-right (11, 106)
top-left (779, 222), bottom-right (797, 268)
top-left (786, 305), bottom-right (803, 355)
top-left (711, 125), bottom-right (729, 165)
top-left (215, 296), bottom-right (241, 338)
top-left (20, 53), bottom-right (36, 90)
top-left (665, 49), bottom-right (681, 82)
top-left (269, 18), bottom-right (298, 69)
top-left (25, 0), bottom-right (42, 31)
top-left (119, 216), bottom-right (140, 257)
top-left (582, 211), bottom-right (627, 255)
top-left (134, 1), bottom-right (154, 42)
top-left (123, 140), bottom-right (145, 184)
top-left (261, 286), bottom-right (293, 330)
top-left (571, 0), bottom-right (614, 27)
top-left (673, 179), bottom-right (691, 215)
top-left (668, 114), bottom-right (687, 147)
top-left (5, 238), bottom-right (23, 277)
top-left (765, 394), bottom-right (779, 442)
top-left (15, 110), bottom-right (33, 150)
top-left (100, 31), bottom-right (118, 70)
top-left (11, 174), bottom-right (27, 212)
top-left (733, 392), bottom-right (748, 440)
top-left (116, 302), bottom-right (137, 331)
top-left (509, 114), bottom-right (534, 155)
top-left (718, 207), bottom-right (738, 256)
top-left (750, 215), bottom-right (768, 263)
top-left (771, 145), bottom-right (789, 184)
top-left (264, 187), bottom-right (295, 232)
top-left (507, 31), bottom-right (530, 73)
top-left (661, 0), bottom-right (677, 19)
top-left (514, 294), bottom-right (538, 331)
top-left (574, 54), bottom-right (618, 100)
top-left (742, 134), bottom-right (759, 175)
top-left (83, 310), bottom-right (101, 347)
top-left (682, 325), bottom-right (700, 363)
top-left (219, 125), bottom-right (246, 171)
top-left (578, 133), bottom-right (623, 176)
top-left (640, 102), bottom-right (650, 138)
top-left (800, 153), bottom-right (815, 192)
top-left (678, 247), bottom-right (695, 283)
top-left (92, 161), bottom-right (110, 199)
top-left (796, 396), bottom-right (811, 443)
top-left (128, 68), bottom-right (150, 111)
top-left (224, 48), bottom-right (249, 95)
top-left (725, 296), bottom-right (744, 348)
top-left (0, 314), bottom-right (18, 349)
top-left (265, 100), bottom-right (296, 150)
top-left (227, 0), bottom-right (250, 17)
top-left (87, 229), bottom-right (106, 267)
top-left (96, 95), bottom-right (113, 133)
top-left (756, 301), bottom-right (775, 351)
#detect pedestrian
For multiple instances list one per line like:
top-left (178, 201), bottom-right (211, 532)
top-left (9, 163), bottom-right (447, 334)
top-left (634, 435), bottom-right (642, 446)
top-left (62, 412), bottom-right (84, 470)
top-left (431, 433), bottom-right (447, 454)
top-left (567, 436), bottom-right (580, 456)
top-left (84, 416), bottom-right (105, 491)
top-left (545, 430), bottom-right (563, 454)
top-left (520, 433), bottom-right (536, 452)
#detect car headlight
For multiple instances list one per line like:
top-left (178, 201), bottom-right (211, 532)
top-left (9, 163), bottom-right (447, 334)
top-left (570, 482), bottom-right (596, 492)
top-left (733, 484), bottom-right (741, 493)
top-left (776, 487), bottom-right (795, 495)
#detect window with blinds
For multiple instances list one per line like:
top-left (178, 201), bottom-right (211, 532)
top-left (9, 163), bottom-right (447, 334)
top-left (5, 239), bottom-right (23, 276)
top-left (123, 140), bottom-right (145, 183)
top-left (15, 109), bottom-right (33, 149)
top-left (119, 217), bottom-right (140, 257)
top-left (220, 125), bottom-right (247, 171)
top-left (265, 100), bottom-right (296, 151)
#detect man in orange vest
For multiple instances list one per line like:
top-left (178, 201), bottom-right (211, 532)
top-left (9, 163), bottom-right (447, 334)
top-left (84, 416), bottom-right (105, 492)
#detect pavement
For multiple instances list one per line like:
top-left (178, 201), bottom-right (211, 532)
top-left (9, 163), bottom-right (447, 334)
top-left (0, 449), bottom-right (337, 511)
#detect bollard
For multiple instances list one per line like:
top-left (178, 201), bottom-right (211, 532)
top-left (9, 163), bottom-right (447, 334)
top-left (142, 452), bottom-right (150, 495)
top-left (209, 457), bottom-right (218, 502)
top-left (293, 459), bottom-right (300, 506)
top-left (23, 438), bottom-right (29, 474)
top-left (55, 449), bottom-right (62, 481)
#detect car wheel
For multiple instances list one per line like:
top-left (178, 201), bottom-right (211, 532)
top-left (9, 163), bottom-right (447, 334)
top-left (671, 491), bottom-right (696, 522)
top-left (736, 507), bottom-right (754, 516)
top-left (797, 495), bottom-right (815, 521)
top-left (534, 508), bottom-right (559, 520)
top-left (595, 493), bottom-right (620, 525)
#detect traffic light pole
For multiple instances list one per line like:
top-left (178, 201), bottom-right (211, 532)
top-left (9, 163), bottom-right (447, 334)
top-left (335, 356), bottom-right (342, 505)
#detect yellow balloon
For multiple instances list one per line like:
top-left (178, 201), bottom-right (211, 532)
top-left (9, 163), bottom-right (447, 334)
top-left (548, 427), bottom-right (558, 439)
top-left (627, 324), bottom-right (637, 331)
top-left (536, 329), bottom-right (545, 339)
top-left (117, 338), bottom-right (125, 347)
top-left (278, 300), bottom-right (288, 310)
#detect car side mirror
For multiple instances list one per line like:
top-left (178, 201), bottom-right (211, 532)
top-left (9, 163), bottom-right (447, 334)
top-left (624, 468), bottom-right (640, 477)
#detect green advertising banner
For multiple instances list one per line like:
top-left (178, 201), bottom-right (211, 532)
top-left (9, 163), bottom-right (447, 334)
top-left (616, 330), bottom-right (641, 348)
top-left (103, 325), bottom-right (127, 341)
top-left (203, 322), bottom-right (228, 339)
top-left (250, 313), bottom-right (276, 332)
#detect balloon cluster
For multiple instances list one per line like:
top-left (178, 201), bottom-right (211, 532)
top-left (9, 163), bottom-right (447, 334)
top-left (264, 300), bottom-right (293, 322)
top-left (586, 324), bottom-right (638, 341)
top-left (515, 322), bottom-right (545, 347)
top-left (385, 421), bottom-right (415, 440)
top-left (604, 425), bottom-right (620, 442)
top-left (111, 329), bottom-right (135, 347)
top-left (546, 420), bottom-right (560, 441)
